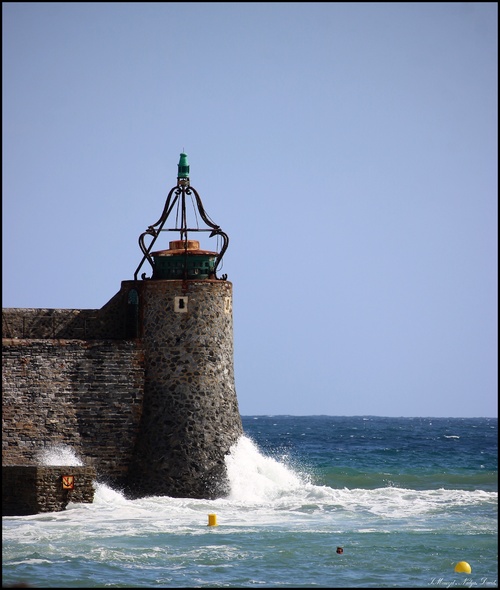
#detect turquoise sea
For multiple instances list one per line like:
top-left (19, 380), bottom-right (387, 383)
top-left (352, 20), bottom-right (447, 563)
top-left (2, 416), bottom-right (498, 588)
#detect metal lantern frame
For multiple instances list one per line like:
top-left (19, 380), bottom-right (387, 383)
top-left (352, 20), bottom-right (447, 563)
top-left (134, 175), bottom-right (229, 281)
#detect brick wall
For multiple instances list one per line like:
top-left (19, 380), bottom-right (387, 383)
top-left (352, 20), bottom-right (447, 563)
top-left (2, 290), bottom-right (129, 340)
top-left (2, 278), bottom-right (243, 504)
top-left (2, 338), bottom-right (144, 484)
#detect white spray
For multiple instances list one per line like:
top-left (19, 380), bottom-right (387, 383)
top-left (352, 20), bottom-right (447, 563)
top-left (36, 444), bottom-right (83, 466)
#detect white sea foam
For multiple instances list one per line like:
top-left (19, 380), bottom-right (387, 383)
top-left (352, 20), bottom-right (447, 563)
top-left (36, 444), bottom-right (83, 466)
top-left (4, 419), bottom-right (497, 589)
top-left (32, 436), bottom-right (497, 523)
top-left (22, 435), bottom-right (496, 533)
top-left (221, 435), bottom-right (497, 520)
top-left (225, 435), bottom-right (306, 504)
top-left (2, 430), bottom-right (496, 566)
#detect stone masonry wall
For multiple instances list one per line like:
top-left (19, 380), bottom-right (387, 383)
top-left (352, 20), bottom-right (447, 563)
top-left (2, 338), bottom-right (144, 484)
top-left (2, 278), bottom-right (244, 503)
top-left (2, 466), bottom-right (96, 516)
top-left (2, 289), bottom-right (130, 340)
top-left (126, 279), bottom-right (243, 499)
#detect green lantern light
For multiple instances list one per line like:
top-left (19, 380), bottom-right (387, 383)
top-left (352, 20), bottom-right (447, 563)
top-left (178, 152), bottom-right (190, 179)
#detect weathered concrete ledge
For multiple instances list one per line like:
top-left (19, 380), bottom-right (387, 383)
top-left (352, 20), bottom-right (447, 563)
top-left (2, 466), bottom-right (96, 516)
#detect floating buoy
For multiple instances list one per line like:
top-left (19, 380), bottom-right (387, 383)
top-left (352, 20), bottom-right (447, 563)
top-left (454, 561), bottom-right (472, 574)
top-left (207, 513), bottom-right (217, 526)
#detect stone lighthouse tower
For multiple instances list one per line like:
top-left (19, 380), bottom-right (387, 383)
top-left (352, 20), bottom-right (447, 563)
top-left (124, 153), bottom-right (243, 499)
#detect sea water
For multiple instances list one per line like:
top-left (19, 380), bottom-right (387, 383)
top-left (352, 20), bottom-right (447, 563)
top-left (2, 416), bottom-right (497, 588)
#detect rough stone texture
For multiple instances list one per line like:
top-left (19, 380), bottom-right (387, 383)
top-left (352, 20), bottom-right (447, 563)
top-left (125, 279), bottom-right (243, 499)
top-left (2, 339), bottom-right (145, 483)
top-left (2, 466), bottom-right (96, 515)
top-left (2, 277), bottom-right (243, 504)
top-left (2, 290), bottom-right (131, 340)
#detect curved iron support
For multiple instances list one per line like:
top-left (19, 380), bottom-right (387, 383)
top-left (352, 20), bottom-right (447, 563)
top-left (133, 187), bottom-right (180, 280)
top-left (133, 183), bottom-right (229, 281)
top-left (188, 186), bottom-right (229, 280)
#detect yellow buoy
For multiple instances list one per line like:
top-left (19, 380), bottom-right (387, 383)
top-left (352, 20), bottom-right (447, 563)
top-left (207, 513), bottom-right (217, 526)
top-left (454, 561), bottom-right (472, 574)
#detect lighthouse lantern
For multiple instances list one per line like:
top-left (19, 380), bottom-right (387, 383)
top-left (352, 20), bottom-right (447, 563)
top-left (134, 153), bottom-right (229, 281)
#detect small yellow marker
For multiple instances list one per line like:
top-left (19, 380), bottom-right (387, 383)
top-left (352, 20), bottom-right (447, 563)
top-left (207, 513), bottom-right (217, 526)
top-left (454, 561), bottom-right (472, 574)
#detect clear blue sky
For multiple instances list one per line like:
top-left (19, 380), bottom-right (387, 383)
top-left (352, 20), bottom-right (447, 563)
top-left (3, 2), bottom-right (497, 417)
